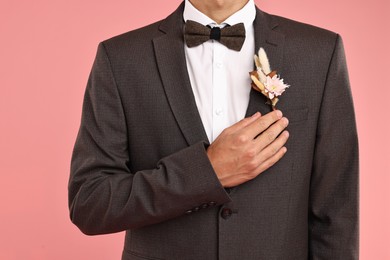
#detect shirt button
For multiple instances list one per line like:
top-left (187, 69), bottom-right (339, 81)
top-left (215, 62), bottom-right (222, 69)
top-left (221, 208), bottom-right (233, 219)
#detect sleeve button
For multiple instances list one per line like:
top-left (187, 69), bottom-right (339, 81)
top-left (201, 203), bottom-right (209, 209)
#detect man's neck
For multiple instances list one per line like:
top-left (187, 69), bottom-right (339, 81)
top-left (189, 0), bottom-right (249, 24)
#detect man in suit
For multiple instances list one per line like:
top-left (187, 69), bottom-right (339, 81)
top-left (69, 0), bottom-right (359, 259)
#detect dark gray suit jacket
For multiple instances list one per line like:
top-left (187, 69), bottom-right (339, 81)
top-left (69, 3), bottom-right (359, 259)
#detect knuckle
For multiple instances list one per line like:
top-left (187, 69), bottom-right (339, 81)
top-left (242, 117), bottom-right (251, 123)
top-left (276, 120), bottom-right (286, 131)
top-left (269, 146), bottom-right (278, 155)
top-left (245, 169), bottom-right (257, 179)
top-left (266, 131), bottom-right (275, 142)
top-left (258, 120), bottom-right (267, 130)
top-left (278, 118), bottom-right (289, 129)
top-left (236, 134), bottom-right (249, 144)
top-left (245, 148), bottom-right (257, 159)
top-left (245, 161), bottom-right (258, 172)
top-left (280, 136), bottom-right (288, 146)
top-left (262, 159), bottom-right (274, 170)
top-left (239, 117), bottom-right (250, 126)
top-left (274, 110), bottom-right (283, 120)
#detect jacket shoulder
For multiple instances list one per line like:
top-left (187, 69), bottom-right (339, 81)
top-left (271, 13), bottom-right (338, 38)
top-left (100, 20), bottom-right (164, 52)
top-left (265, 12), bottom-right (339, 49)
top-left (100, 2), bottom-right (184, 54)
top-left (264, 12), bottom-right (342, 63)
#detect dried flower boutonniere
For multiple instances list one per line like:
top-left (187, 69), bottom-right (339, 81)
top-left (249, 48), bottom-right (289, 111)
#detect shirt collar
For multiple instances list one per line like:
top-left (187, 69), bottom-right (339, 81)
top-left (183, 0), bottom-right (256, 29)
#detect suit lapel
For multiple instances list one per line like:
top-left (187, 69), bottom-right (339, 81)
top-left (153, 3), bottom-right (209, 146)
top-left (245, 8), bottom-right (285, 117)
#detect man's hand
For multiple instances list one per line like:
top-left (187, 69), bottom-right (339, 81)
top-left (207, 111), bottom-right (289, 187)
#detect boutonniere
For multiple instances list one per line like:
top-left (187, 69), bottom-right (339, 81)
top-left (249, 48), bottom-right (289, 111)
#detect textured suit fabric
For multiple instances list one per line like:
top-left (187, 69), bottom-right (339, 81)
top-left (69, 2), bottom-right (359, 259)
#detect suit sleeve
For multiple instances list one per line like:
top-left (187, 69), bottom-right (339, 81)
top-left (309, 35), bottom-right (359, 259)
top-left (68, 42), bottom-right (231, 235)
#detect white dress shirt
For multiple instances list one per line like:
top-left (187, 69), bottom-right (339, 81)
top-left (183, 0), bottom-right (256, 143)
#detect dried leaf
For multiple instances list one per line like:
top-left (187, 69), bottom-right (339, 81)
top-left (258, 48), bottom-right (271, 75)
top-left (250, 75), bottom-right (265, 92)
top-left (254, 55), bottom-right (261, 68)
top-left (257, 69), bottom-right (267, 83)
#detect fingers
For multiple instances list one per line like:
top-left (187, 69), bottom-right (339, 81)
top-left (247, 128), bottom-right (289, 178)
top-left (221, 142), bottom-right (288, 187)
top-left (226, 112), bottom-right (261, 133)
top-left (243, 110), bottom-right (283, 139)
top-left (254, 117), bottom-right (289, 152)
top-left (258, 130), bottom-right (289, 158)
top-left (254, 145), bottom-right (288, 175)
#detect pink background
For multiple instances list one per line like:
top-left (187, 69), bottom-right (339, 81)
top-left (1, 0), bottom-right (389, 259)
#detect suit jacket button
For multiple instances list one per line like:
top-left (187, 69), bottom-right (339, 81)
top-left (208, 201), bottom-right (216, 207)
top-left (221, 208), bottom-right (232, 219)
top-left (185, 210), bottom-right (193, 215)
top-left (193, 207), bottom-right (200, 212)
top-left (201, 203), bottom-right (209, 209)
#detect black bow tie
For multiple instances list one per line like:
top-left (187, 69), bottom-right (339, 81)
top-left (184, 20), bottom-right (246, 51)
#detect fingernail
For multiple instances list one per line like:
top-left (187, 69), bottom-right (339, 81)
top-left (283, 117), bottom-right (289, 126)
top-left (276, 110), bottom-right (283, 118)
